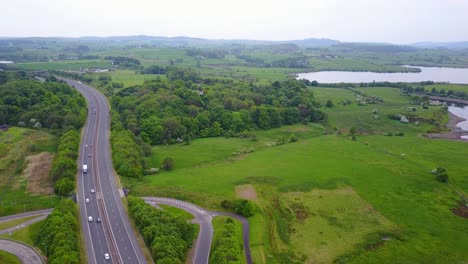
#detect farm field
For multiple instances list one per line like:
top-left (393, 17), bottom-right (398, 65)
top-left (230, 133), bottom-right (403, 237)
top-left (14, 59), bottom-right (112, 71)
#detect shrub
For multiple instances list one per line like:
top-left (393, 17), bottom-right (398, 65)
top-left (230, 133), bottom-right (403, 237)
top-left (235, 199), bottom-right (256, 217)
top-left (162, 157), bottom-right (175, 171)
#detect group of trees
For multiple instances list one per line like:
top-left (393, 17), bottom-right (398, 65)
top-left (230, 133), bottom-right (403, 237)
top-left (221, 199), bottom-right (257, 217)
top-left (186, 48), bottom-right (227, 59)
top-left (104, 56), bottom-right (141, 69)
top-left (110, 111), bottom-right (144, 178)
top-left (0, 71), bottom-right (86, 133)
top-left (50, 130), bottom-right (80, 196)
top-left (127, 196), bottom-right (196, 264)
top-left (37, 199), bottom-right (80, 264)
top-left (111, 74), bottom-right (326, 146)
top-left (210, 218), bottom-right (243, 264)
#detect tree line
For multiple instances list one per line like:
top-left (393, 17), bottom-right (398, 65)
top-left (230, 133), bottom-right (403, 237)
top-left (110, 110), bottom-right (144, 178)
top-left (50, 130), bottom-right (80, 196)
top-left (127, 196), bottom-right (196, 264)
top-left (37, 199), bottom-right (80, 264)
top-left (210, 218), bottom-right (243, 264)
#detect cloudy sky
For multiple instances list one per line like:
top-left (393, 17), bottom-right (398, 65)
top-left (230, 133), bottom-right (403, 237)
top-left (2, 0), bottom-right (467, 43)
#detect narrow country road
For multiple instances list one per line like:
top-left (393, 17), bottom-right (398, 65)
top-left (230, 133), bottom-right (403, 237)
top-left (0, 215), bottom-right (48, 235)
top-left (61, 78), bottom-right (146, 264)
top-left (0, 209), bottom-right (52, 264)
top-left (142, 197), bottom-right (252, 264)
top-left (0, 239), bottom-right (45, 264)
top-left (0, 209), bottom-right (52, 223)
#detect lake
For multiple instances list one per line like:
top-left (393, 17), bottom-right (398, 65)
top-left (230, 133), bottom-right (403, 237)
top-left (297, 66), bottom-right (468, 84)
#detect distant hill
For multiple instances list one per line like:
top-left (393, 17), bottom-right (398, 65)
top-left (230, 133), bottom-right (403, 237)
top-left (334, 42), bottom-right (418, 53)
top-left (0, 35), bottom-right (340, 48)
top-left (410, 41), bottom-right (468, 50)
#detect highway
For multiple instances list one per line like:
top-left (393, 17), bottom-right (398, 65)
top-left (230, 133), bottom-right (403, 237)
top-left (62, 78), bottom-right (146, 264)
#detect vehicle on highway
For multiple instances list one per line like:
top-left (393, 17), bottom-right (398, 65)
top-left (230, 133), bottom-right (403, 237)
top-left (88, 216), bottom-right (93, 222)
top-left (85, 144), bottom-right (88, 148)
top-left (104, 253), bottom-right (110, 260)
top-left (85, 198), bottom-right (89, 203)
top-left (90, 189), bottom-right (95, 194)
top-left (78, 81), bottom-right (82, 84)
top-left (97, 217), bottom-right (102, 223)
top-left (83, 164), bottom-right (88, 173)
top-left (88, 153), bottom-right (92, 157)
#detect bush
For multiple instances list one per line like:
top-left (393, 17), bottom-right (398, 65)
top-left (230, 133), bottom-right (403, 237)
top-left (433, 167), bottom-right (448, 182)
top-left (288, 133), bottom-right (298, 142)
top-left (235, 199), bottom-right (256, 217)
top-left (162, 157), bottom-right (174, 171)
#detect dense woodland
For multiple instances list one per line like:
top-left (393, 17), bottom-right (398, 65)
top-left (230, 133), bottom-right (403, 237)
top-left (112, 69), bottom-right (326, 146)
top-left (37, 199), bottom-right (81, 264)
top-left (0, 71), bottom-right (86, 132)
top-left (127, 196), bottom-right (196, 264)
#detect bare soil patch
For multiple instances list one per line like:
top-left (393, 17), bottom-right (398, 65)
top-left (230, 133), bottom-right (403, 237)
top-left (235, 184), bottom-right (258, 201)
top-left (452, 205), bottom-right (468, 219)
top-left (22, 152), bottom-right (54, 195)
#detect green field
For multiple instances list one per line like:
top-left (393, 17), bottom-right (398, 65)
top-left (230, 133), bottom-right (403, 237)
top-left (0, 215), bottom-right (40, 231)
top-left (0, 220), bottom-right (44, 249)
top-left (0, 250), bottom-right (21, 264)
top-left (133, 133), bottom-right (468, 263)
top-left (145, 124), bottom-right (324, 170)
top-left (130, 85), bottom-right (468, 263)
top-left (14, 59), bottom-right (112, 71)
top-left (95, 70), bottom-right (163, 87)
top-left (0, 127), bottom-right (59, 216)
top-left (312, 86), bottom-right (447, 134)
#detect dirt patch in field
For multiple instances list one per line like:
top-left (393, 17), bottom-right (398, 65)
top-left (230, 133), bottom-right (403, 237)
top-left (235, 184), bottom-right (258, 200)
top-left (22, 152), bottom-right (54, 195)
top-left (452, 205), bottom-right (468, 218)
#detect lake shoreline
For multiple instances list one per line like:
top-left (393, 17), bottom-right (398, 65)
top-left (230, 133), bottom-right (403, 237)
top-left (424, 112), bottom-right (468, 141)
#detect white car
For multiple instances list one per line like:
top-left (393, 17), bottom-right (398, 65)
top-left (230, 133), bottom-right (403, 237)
top-left (85, 198), bottom-right (89, 203)
top-left (104, 253), bottom-right (110, 260)
top-left (88, 216), bottom-right (93, 222)
top-left (90, 189), bottom-right (95, 194)
top-left (78, 81), bottom-right (82, 84)
top-left (88, 153), bottom-right (92, 157)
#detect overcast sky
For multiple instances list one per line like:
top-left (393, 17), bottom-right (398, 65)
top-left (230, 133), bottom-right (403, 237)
top-left (1, 0), bottom-right (467, 43)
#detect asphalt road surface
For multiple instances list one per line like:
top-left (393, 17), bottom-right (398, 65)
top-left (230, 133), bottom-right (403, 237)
top-left (62, 78), bottom-right (146, 264)
top-left (0, 239), bottom-right (45, 264)
top-left (0, 215), bottom-right (48, 235)
top-left (0, 209), bottom-right (52, 223)
top-left (143, 197), bottom-right (252, 264)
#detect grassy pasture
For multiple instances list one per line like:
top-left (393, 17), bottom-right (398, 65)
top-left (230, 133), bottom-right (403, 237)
top-left (312, 86), bottom-right (447, 134)
top-left (0, 250), bottom-right (21, 264)
top-left (14, 59), bottom-right (112, 71)
top-left (134, 133), bottom-right (468, 263)
top-left (0, 127), bottom-right (59, 216)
